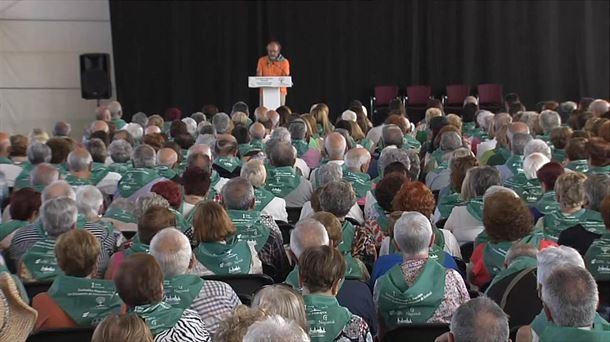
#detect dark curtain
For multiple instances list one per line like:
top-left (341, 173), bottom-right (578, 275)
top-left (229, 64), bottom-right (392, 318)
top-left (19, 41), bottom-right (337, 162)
top-left (109, 0), bottom-right (609, 120)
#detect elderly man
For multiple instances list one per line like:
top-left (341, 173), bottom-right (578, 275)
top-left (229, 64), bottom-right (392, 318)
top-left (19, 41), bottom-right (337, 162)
top-left (380, 124), bottom-right (404, 150)
top-left (212, 112), bottom-right (232, 135)
top-left (589, 99), bottom-right (610, 117)
top-left (486, 121), bottom-right (529, 167)
top-left (266, 127), bottom-right (310, 178)
top-left (14, 142), bottom-right (52, 189)
top-left (64, 148), bottom-right (121, 195)
top-left (155, 147), bottom-right (179, 180)
top-left (264, 142), bottom-right (312, 207)
top-left (267, 110), bottom-right (280, 131)
top-left (150, 227), bottom-right (241, 335)
top-left (90, 120), bottom-right (109, 134)
top-left (240, 160), bottom-right (287, 222)
top-left (107, 101), bottom-right (127, 129)
top-left (256, 41), bottom-right (290, 105)
top-left (115, 144), bottom-right (166, 201)
top-left (496, 131), bottom-right (533, 183)
top-left (289, 119), bottom-right (321, 168)
top-left (476, 112), bottom-right (512, 160)
top-left (425, 134), bottom-right (466, 190)
top-left (106, 139), bottom-right (133, 175)
top-left (436, 297), bottom-right (510, 342)
top-left (221, 177), bottom-right (289, 281)
top-left (343, 148), bottom-right (372, 204)
top-left (52, 121), bottom-right (71, 137)
top-left (28, 163), bottom-right (60, 192)
top-left (247, 122), bottom-right (267, 150)
top-left (309, 132), bottom-right (346, 187)
top-left (0, 132), bottom-right (23, 187)
top-left (212, 134), bottom-right (242, 178)
top-left (374, 212), bottom-right (469, 332)
top-left (538, 110), bottom-right (561, 142)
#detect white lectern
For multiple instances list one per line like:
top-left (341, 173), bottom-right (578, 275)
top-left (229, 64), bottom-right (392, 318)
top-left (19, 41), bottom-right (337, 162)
top-left (248, 76), bottom-right (292, 110)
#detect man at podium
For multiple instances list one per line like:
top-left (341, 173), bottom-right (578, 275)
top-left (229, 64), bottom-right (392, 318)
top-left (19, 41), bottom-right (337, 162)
top-left (256, 41), bottom-right (290, 105)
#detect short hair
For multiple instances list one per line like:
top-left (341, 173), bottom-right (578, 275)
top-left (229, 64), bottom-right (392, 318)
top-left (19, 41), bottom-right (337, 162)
top-left (524, 139), bottom-right (551, 159)
top-left (316, 163), bottom-right (342, 188)
top-left (76, 185), bottom-right (104, 217)
top-left (310, 211), bottom-right (343, 247)
top-left (439, 131), bottom-right (463, 151)
top-left (192, 201), bottom-right (236, 242)
top-left (299, 245), bottom-right (346, 293)
top-left (131, 112), bottom-right (148, 128)
top-left (505, 243), bottom-right (539, 266)
top-left (46, 137), bottom-right (72, 164)
top-left (137, 206), bottom-right (176, 244)
top-left (27, 142), bottom-right (52, 164)
top-left (536, 162), bottom-right (564, 190)
top-left (565, 137), bottom-right (588, 161)
top-left (243, 315), bottom-right (310, 342)
top-left (288, 119), bottom-right (307, 140)
top-left (586, 137), bottom-right (610, 166)
top-left (214, 135), bottom-right (238, 157)
top-left (555, 172), bottom-right (587, 209)
top-left (132, 144), bottom-right (156, 168)
top-left (289, 218), bottom-right (329, 258)
top-left (539, 110), bottom-right (561, 133)
top-left (124, 123), bottom-right (143, 141)
top-left (31, 163), bottom-right (59, 186)
top-left (323, 132), bottom-right (347, 159)
top-left (40, 197), bottom-right (77, 238)
top-left (461, 166), bottom-right (501, 201)
top-left (394, 211), bottom-right (433, 257)
top-left (92, 314), bottom-right (154, 342)
top-left (151, 181), bottom-right (182, 210)
top-left (150, 227), bottom-right (192, 278)
top-left (251, 285), bottom-right (308, 334)
top-left (537, 245), bottom-right (584, 285)
top-left (484, 191), bottom-right (533, 242)
top-left (511, 133), bottom-right (533, 155)
top-left (41, 180), bottom-right (76, 202)
top-left (584, 174), bottom-right (610, 211)
top-left (344, 148), bottom-right (371, 171)
top-left (191, 112), bottom-right (206, 124)
top-left (382, 124), bottom-right (404, 148)
top-left (67, 149), bottom-right (93, 172)
top-left (182, 117), bottom-right (197, 136)
top-left (53, 121), bottom-right (71, 136)
top-left (87, 138), bottom-right (108, 163)
top-left (9, 134), bottom-right (28, 157)
top-left (550, 127), bottom-right (573, 150)
top-left (392, 181), bottom-right (436, 218)
top-left (10, 188), bottom-right (41, 221)
top-left (541, 266), bottom-right (598, 327)
top-left (378, 147), bottom-right (410, 173)
top-left (523, 153), bottom-right (550, 179)
top-left (114, 254), bottom-right (164, 306)
top-left (450, 155), bottom-right (479, 193)
top-left (215, 306), bottom-right (266, 342)
top-left (318, 180), bottom-right (356, 218)
top-left (212, 112), bottom-right (231, 134)
top-left (269, 142), bottom-right (296, 167)
top-left (108, 101), bottom-right (122, 118)
top-left (221, 177), bottom-right (255, 210)
top-left (450, 297), bottom-right (509, 342)
top-left (182, 166), bottom-right (211, 196)
top-left (375, 173), bottom-right (408, 211)
top-left (55, 229), bottom-right (100, 277)
top-left (108, 139), bottom-right (133, 163)
top-left (241, 160), bottom-right (267, 188)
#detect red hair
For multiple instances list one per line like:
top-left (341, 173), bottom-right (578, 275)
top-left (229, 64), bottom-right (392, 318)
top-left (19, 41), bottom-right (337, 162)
top-left (391, 181), bottom-right (436, 218)
top-left (164, 107), bottom-right (182, 122)
top-left (151, 180), bottom-right (182, 210)
top-left (10, 188), bottom-right (41, 221)
top-left (536, 162), bottom-right (565, 190)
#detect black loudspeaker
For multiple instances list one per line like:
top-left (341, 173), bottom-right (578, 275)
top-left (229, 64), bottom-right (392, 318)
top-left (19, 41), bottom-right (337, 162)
top-left (80, 53), bottom-right (112, 100)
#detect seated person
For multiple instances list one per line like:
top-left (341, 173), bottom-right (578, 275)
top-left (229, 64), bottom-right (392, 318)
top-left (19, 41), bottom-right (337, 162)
top-left (243, 315), bottom-right (310, 342)
top-left (64, 148), bottom-right (121, 195)
top-left (14, 142), bottom-right (52, 190)
top-left (0, 272), bottom-right (38, 340)
top-left (300, 245), bottom-right (373, 341)
top-left (33, 229), bottom-right (122, 330)
top-left (150, 227), bottom-right (241, 335)
top-left (107, 139), bottom-right (134, 176)
top-left (549, 126), bottom-right (572, 162)
top-left (115, 144), bottom-right (166, 202)
top-left (586, 137), bottom-right (610, 174)
top-left (191, 201), bottom-right (262, 276)
top-left (114, 254), bottom-right (210, 341)
top-left (435, 297), bottom-right (510, 342)
top-left (155, 148), bottom-right (180, 180)
top-left (212, 134), bottom-right (242, 178)
top-left (101, 198), bottom-right (138, 234)
top-left (564, 136), bottom-right (589, 173)
top-left (251, 284), bottom-right (308, 334)
top-left (264, 142), bottom-right (313, 208)
top-left (221, 177), bottom-right (289, 280)
top-left (214, 305), bottom-right (266, 342)
top-left (433, 154), bottom-right (478, 223)
top-left (105, 206), bottom-right (176, 279)
top-left (342, 148), bottom-right (372, 205)
top-left (92, 313), bottom-right (154, 342)
top-left (150, 180), bottom-right (190, 233)
top-left (374, 212), bottom-right (469, 334)
top-left (289, 118), bottom-right (321, 169)
top-left (180, 166), bottom-right (211, 218)
top-left (506, 152), bottom-right (549, 204)
top-left (585, 195), bottom-right (610, 282)
top-left (241, 159), bottom-right (288, 222)
top-left (531, 162), bottom-right (564, 219)
top-left (0, 188), bottom-right (41, 250)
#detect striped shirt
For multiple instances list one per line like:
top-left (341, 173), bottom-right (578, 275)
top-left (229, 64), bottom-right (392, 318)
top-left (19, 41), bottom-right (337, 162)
top-left (154, 309), bottom-right (210, 342)
top-left (191, 280), bottom-right (241, 335)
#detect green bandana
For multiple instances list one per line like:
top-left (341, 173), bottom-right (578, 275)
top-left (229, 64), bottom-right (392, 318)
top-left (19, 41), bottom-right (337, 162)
top-left (360, 138), bottom-right (374, 151)
top-left (303, 294), bottom-right (352, 341)
top-left (485, 256), bottom-right (537, 294)
top-left (585, 233), bottom-right (610, 282)
top-left (377, 259), bottom-right (446, 326)
top-left (206, 171), bottom-right (222, 201)
top-left (132, 302), bottom-right (185, 335)
top-left (265, 166), bottom-right (302, 197)
top-left (213, 156), bottom-right (241, 173)
top-left (14, 162), bottom-right (34, 189)
top-left (21, 238), bottom-right (62, 281)
top-left (163, 275), bottom-right (205, 309)
top-left (103, 208), bottom-right (137, 224)
top-left (437, 191), bottom-right (465, 219)
top-left (588, 165), bottom-right (610, 175)
top-left (532, 311), bottom-right (610, 336)
top-left (338, 221), bottom-right (356, 255)
top-left (466, 196), bottom-right (484, 222)
top-left (124, 242), bottom-right (150, 257)
top-left (108, 162), bottom-right (132, 176)
top-left (506, 175), bottom-right (543, 204)
top-left (504, 155), bottom-right (524, 176)
top-left (194, 241), bottom-right (252, 275)
top-left (535, 191), bottom-right (560, 215)
top-left (169, 208), bottom-right (190, 233)
top-left (343, 169), bottom-right (372, 199)
top-left (0, 220), bottom-right (29, 241)
top-left (292, 140), bottom-right (309, 157)
top-left (538, 325), bottom-right (610, 342)
top-left (565, 159), bottom-right (589, 173)
top-left (284, 267), bottom-right (300, 290)
top-left (48, 275), bottom-right (123, 326)
top-left (155, 165), bottom-right (177, 180)
top-left (543, 209), bottom-right (606, 241)
top-left (345, 254), bottom-right (364, 279)
top-left (0, 156), bottom-right (13, 164)
top-left (402, 135), bottom-right (422, 150)
top-left (254, 188), bottom-right (275, 212)
top-left (485, 147), bottom-right (511, 167)
top-left (112, 118), bottom-right (127, 130)
top-left (462, 122), bottom-right (477, 137)
top-left (415, 129), bottom-right (430, 144)
top-left (429, 149), bottom-right (446, 167)
top-left (118, 168), bottom-right (160, 198)
top-left (227, 210), bottom-right (269, 252)
top-left (551, 149), bottom-right (565, 162)
top-left (239, 142), bottom-right (264, 157)
top-left (374, 203), bottom-right (391, 234)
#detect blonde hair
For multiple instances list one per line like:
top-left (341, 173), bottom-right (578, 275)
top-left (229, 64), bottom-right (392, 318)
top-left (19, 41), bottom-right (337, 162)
top-left (92, 314), bottom-right (154, 342)
top-left (192, 201), bottom-right (236, 242)
top-left (251, 285), bottom-right (308, 333)
top-left (232, 111), bottom-right (250, 126)
top-left (29, 128), bottom-right (49, 144)
top-left (310, 211), bottom-right (343, 247)
top-left (241, 160), bottom-right (267, 188)
top-left (55, 229), bottom-right (100, 277)
top-left (425, 108), bottom-right (443, 125)
top-left (301, 114), bottom-right (317, 139)
top-left (311, 103), bottom-right (332, 136)
top-left (348, 121), bottom-right (365, 141)
top-left (215, 305), bottom-right (267, 342)
top-left (446, 114), bottom-right (463, 131)
top-left (555, 172), bottom-right (587, 209)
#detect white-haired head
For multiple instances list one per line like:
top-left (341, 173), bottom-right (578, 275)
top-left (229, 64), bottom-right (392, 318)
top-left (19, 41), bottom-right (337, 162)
top-left (523, 153), bottom-right (550, 180)
top-left (42, 180), bottom-right (76, 202)
top-left (243, 315), bottom-right (310, 342)
top-left (150, 227), bottom-right (192, 278)
top-left (124, 123), bottom-right (143, 140)
top-left (290, 218), bottom-right (329, 259)
top-left (536, 245), bottom-right (584, 286)
top-left (524, 139), bottom-right (551, 159)
top-left (341, 110), bottom-right (357, 122)
top-left (76, 185), bottom-right (104, 218)
top-left (476, 111), bottom-right (494, 130)
top-left (182, 117), bottom-right (197, 136)
top-left (394, 211), bottom-right (433, 258)
top-left (539, 110), bottom-right (561, 133)
top-left (483, 185), bottom-right (519, 203)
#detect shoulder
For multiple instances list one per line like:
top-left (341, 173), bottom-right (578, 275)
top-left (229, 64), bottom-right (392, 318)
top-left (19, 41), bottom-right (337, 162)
top-left (341, 314), bottom-right (371, 340)
top-left (166, 309), bottom-right (210, 340)
top-left (201, 279), bottom-right (237, 297)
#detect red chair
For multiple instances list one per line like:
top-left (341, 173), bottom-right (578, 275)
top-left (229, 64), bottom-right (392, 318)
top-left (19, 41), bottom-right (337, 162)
top-left (370, 85), bottom-right (400, 118)
top-left (477, 83), bottom-right (504, 111)
top-left (405, 85), bottom-right (433, 123)
top-left (443, 84), bottom-right (470, 110)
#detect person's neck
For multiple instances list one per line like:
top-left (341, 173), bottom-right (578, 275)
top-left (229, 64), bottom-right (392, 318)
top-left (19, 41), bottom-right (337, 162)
top-left (184, 194), bottom-right (205, 204)
top-left (403, 254), bottom-right (429, 262)
top-left (303, 288), bottom-right (334, 297)
top-left (561, 206), bottom-right (582, 214)
top-left (72, 170), bottom-right (91, 179)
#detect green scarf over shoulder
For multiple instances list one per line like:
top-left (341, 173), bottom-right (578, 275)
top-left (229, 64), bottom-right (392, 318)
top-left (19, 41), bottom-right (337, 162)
top-left (303, 294), bottom-right (352, 341)
top-left (585, 233), bottom-right (610, 281)
top-left (0, 220), bottom-right (29, 241)
top-left (292, 139), bottom-right (309, 157)
top-left (338, 221), bottom-right (356, 256)
top-left (531, 311), bottom-right (610, 336)
top-left (265, 166), bottom-right (302, 198)
top-left (194, 240), bottom-right (252, 275)
top-left (132, 301), bottom-right (185, 335)
top-left (542, 209), bottom-right (606, 241)
top-left (118, 168), bottom-right (160, 198)
top-left (227, 210), bottom-right (270, 252)
top-left (485, 256), bottom-right (537, 294)
top-left (254, 187), bottom-right (275, 213)
top-left (342, 169), bottom-right (372, 199)
top-left (213, 156), bottom-right (242, 173)
top-left (163, 275), bottom-right (205, 309)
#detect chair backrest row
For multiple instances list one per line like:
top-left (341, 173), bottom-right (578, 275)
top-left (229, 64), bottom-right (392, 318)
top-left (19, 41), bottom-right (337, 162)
top-left (373, 83), bottom-right (503, 106)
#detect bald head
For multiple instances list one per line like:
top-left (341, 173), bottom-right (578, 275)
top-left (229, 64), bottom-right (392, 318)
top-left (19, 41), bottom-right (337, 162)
top-left (145, 125), bottom-right (161, 135)
top-left (589, 99), bottom-right (610, 116)
top-left (90, 120), bottom-right (109, 134)
top-left (67, 148), bottom-right (93, 172)
top-left (157, 148), bottom-right (178, 168)
top-left (507, 122), bottom-right (530, 143)
top-left (95, 106), bottom-right (111, 121)
top-left (31, 163), bottom-right (60, 187)
top-left (267, 110), bottom-right (280, 127)
top-left (254, 106), bottom-right (269, 121)
top-left (290, 218), bottom-right (329, 259)
top-left (150, 227), bottom-right (192, 277)
top-left (324, 132), bottom-right (347, 160)
top-left (345, 148), bottom-right (371, 173)
top-left (188, 144), bottom-right (212, 159)
top-left (0, 132), bottom-right (10, 156)
top-left (249, 122), bottom-right (266, 140)
top-left (42, 180), bottom-right (76, 202)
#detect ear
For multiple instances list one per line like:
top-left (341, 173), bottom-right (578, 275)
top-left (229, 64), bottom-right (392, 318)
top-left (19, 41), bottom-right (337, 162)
top-left (447, 332), bottom-right (456, 342)
top-left (188, 254), bottom-right (196, 270)
top-left (429, 232), bottom-right (436, 248)
top-left (249, 197), bottom-right (256, 209)
top-left (331, 278), bottom-right (342, 296)
top-left (543, 301), bottom-right (554, 323)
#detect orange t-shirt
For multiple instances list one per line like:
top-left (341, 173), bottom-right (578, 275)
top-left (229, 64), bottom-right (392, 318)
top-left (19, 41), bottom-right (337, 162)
top-left (32, 292), bottom-right (78, 331)
top-left (256, 56), bottom-right (290, 94)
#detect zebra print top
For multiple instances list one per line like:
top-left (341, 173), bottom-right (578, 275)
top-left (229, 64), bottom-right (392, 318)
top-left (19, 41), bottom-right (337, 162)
top-left (154, 309), bottom-right (211, 342)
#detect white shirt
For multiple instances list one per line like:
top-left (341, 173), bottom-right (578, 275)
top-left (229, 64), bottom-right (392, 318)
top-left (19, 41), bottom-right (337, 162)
top-left (444, 205), bottom-right (484, 245)
top-left (476, 138), bottom-right (497, 160)
top-left (294, 158), bottom-right (310, 179)
top-left (0, 164), bottom-right (22, 188)
top-left (261, 197), bottom-right (288, 222)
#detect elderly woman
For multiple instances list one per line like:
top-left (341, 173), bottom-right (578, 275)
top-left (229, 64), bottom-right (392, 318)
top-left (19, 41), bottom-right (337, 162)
top-left (531, 162), bottom-right (564, 220)
top-left (32, 229), bottom-right (122, 330)
top-left (0, 188), bottom-right (41, 250)
top-left (92, 313), bottom-right (154, 342)
top-left (191, 201), bottom-right (262, 275)
top-left (299, 245), bottom-right (373, 342)
top-left (363, 173), bottom-right (408, 244)
top-left (180, 166), bottom-right (211, 217)
top-left (434, 155), bottom-right (478, 223)
top-left (114, 254), bottom-right (210, 341)
top-left (506, 152), bottom-right (550, 204)
top-left (150, 180), bottom-right (189, 232)
top-left (586, 137), bottom-right (610, 174)
top-left (251, 284), bottom-right (308, 333)
top-left (444, 166), bottom-right (501, 245)
top-left (240, 160), bottom-right (288, 222)
top-left (564, 137), bottom-right (589, 173)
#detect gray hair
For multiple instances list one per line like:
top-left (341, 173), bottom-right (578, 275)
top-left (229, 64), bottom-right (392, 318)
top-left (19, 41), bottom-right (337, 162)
top-left (539, 110), bottom-right (561, 133)
top-left (240, 160), bottom-right (267, 188)
top-left (405, 149), bottom-right (421, 180)
top-left (584, 174), bottom-right (610, 211)
top-left (107, 101), bottom-right (122, 118)
top-left (523, 152), bottom-right (550, 180)
top-left (511, 133), bottom-right (533, 155)
top-left (316, 163), bottom-right (343, 188)
top-left (476, 111), bottom-right (495, 130)
top-left (150, 227), bottom-right (192, 278)
top-left (505, 243), bottom-right (538, 266)
top-left (67, 150), bottom-right (93, 172)
top-left (191, 112), bottom-right (206, 124)
top-left (345, 149), bottom-right (371, 171)
top-left (135, 193), bottom-right (170, 218)
top-left (243, 315), bottom-right (310, 342)
top-left (40, 197), bottom-right (78, 238)
top-left (270, 127), bottom-right (291, 143)
top-left (124, 123), bottom-right (143, 141)
top-left (450, 297), bottom-right (509, 342)
top-left (290, 218), bottom-right (329, 259)
top-left (212, 112), bottom-right (231, 134)
top-left (394, 211), bottom-right (433, 257)
top-left (75, 185), bottom-right (104, 217)
top-left (483, 186), bottom-right (518, 202)
top-left (378, 147), bottom-right (410, 174)
top-left (440, 131), bottom-right (463, 151)
top-left (53, 121), bottom-right (71, 137)
top-left (41, 180), bottom-right (75, 202)
top-left (461, 166), bottom-right (501, 201)
top-left (288, 119), bottom-right (307, 140)
top-left (132, 144), bottom-right (156, 168)
top-left (198, 121), bottom-right (215, 135)
top-left (87, 138), bottom-right (107, 162)
top-left (27, 142), bottom-right (52, 164)
top-left (108, 139), bottom-right (133, 163)
top-left (131, 112), bottom-right (148, 128)
top-left (195, 133), bottom-right (215, 147)
top-left (221, 177), bottom-right (255, 210)
top-left (182, 117), bottom-right (198, 136)
top-left (536, 245), bottom-right (584, 286)
top-left (318, 180), bottom-right (356, 218)
top-left (31, 163), bottom-right (60, 187)
top-left (382, 124), bottom-right (404, 148)
top-left (541, 266), bottom-right (598, 327)
top-left (524, 139), bottom-right (551, 159)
